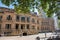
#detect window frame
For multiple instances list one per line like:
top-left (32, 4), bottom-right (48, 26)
top-left (27, 17), bottom-right (30, 22)
top-left (0, 15), bottom-right (2, 21)
top-left (21, 24), bottom-right (25, 29)
top-left (6, 15), bottom-right (12, 20)
top-left (32, 18), bottom-right (35, 23)
top-left (27, 24), bottom-right (29, 29)
top-left (0, 24), bottom-right (1, 29)
top-left (5, 24), bottom-right (11, 29)
top-left (15, 24), bottom-right (19, 30)
top-left (16, 15), bottom-right (20, 21)
top-left (21, 16), bottom-right (25, 22)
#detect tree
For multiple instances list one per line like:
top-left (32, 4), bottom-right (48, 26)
top-left (40, 0), bottom-right (58, 17)
top-left (0, 0), bottom-right (58, 17)
top-left (56, 1), bottom-right (60, 19)
top-left (0, 0), bottom-right (34, 13)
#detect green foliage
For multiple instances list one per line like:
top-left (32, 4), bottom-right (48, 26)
top-left (40, 0), bottom-right (57, 17)
top-left (1, 0), bottom-right (15, 6)
top-left (0, 0), bottom-right (59, 18)
top-left (0, 0), bottom-right (34, 13)
top-left (16, 0), bottom-right (31, 13)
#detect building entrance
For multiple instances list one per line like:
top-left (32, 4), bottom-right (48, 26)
top-left (23, 33), bottom-right (27, 36)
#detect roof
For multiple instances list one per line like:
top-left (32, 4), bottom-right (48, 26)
top-left (0, 7), bottom-right (15, 11)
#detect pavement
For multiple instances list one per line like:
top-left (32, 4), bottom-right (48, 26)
top-left (0, 33), bottom-right (58, 40)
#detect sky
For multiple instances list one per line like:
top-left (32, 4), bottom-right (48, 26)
top-left (0, 1), bottom-right (14, 9)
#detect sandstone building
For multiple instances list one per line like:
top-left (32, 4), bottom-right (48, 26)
top-left (0, 7), bottom-right (55, 36)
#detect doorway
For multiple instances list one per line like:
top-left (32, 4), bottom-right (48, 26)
top-left (23, 33), bottom-right (27, 36)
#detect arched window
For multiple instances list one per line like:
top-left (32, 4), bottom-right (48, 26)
top-left (32, 18), bottom-right (35, 23)
top-left (7, 15), bottom-right (12, 20)
top-left (0, 24), bottom-right (1, 29)
top-left (27, 17), bottom-right (30, 22)
top-left (16, 15), bottom-right (20, 21)
top-left (37, 20), bottom-right (39, 24)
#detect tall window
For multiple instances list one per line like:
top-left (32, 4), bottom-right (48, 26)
top-left (32, 26), bottom-right (35, 29)
top-left (16, 15), bottom-right (20, 21)
top-left (27, 24), bottom-right (29, 29)
top-left (0, 16), bottom-right (2, 21)
top-left (5, 24), bottom-right (11, 29)
top-left (21, 24), bottom-right (25, 29)
top-left (32, 18), bottom-right (35, 23)
top-left (37, 27), bottom-right (39, 30)
top-left (37, 20), bottom-right (39, 24)
top-left (41, 27), bottom-right (45, 32)
top-left (21, 16), bottom-right (25, 22)
top-left (0, 24), bottom-right (1, 29)
top-left (15, 24), bottom-right (19, 29)
top-left (27, 17), bottom-right (30, 22)
top-left (7, 15), bottom-right (12, 20)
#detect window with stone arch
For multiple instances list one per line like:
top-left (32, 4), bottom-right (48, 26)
top-left (16, 15), bottom-right (20, 21)
top-left (32, 18), bottom-right (35, 23)
top-left (0, 15), bottom-right (2, 21)
top-left (27, 17), bottom-right (30, 22)
top-left (0, 24), bottom-right (1, 29)
top-left (37, 20), bottom-right (39, 24)
top-left (37, 27), bottom-right (39, 30)
top-left (7, 15), bottom-right (12, 20)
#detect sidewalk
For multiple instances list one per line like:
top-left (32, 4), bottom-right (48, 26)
top-left (0, 33), bottom-right (53, 40)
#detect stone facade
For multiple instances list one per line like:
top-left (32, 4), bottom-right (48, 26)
top-left (0, 7), bottom-right (55, 36)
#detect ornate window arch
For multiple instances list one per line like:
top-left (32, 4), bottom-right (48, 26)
top-left (7, 15), bottom-right (12, 20)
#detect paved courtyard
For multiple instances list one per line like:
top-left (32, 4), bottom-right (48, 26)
top-left (0, 33), bottom-right (59, 40)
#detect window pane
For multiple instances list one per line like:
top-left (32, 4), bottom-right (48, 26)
top-left (0, 16), bottom-right (2, 21)
top-left (27, 24), bottom-right (29, 29)
top-left (32, 26), bottom-right (35, 29)
top-left (16, 15), bottom-right (20, 21)
top-left (32, 18), bottom-right (35, 23)
top-left (27, 17), bottom-right (30, 22)
top-left (0, 24), bottom-right (1, 29)
top-left (37, 27), bottom-right (39, 30)
top-left (21, 17), bottom-right (25, 22)
top-left (37, 20), bottom-right (39, 24)
top-left (5, 24), bottom-right (11, 29)
top-left (7, 15), bottom-right (12, 20)
top-left (21, 24), bottom-right (25, 29)
top-left (15, 24), bottom-right (19, 29)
